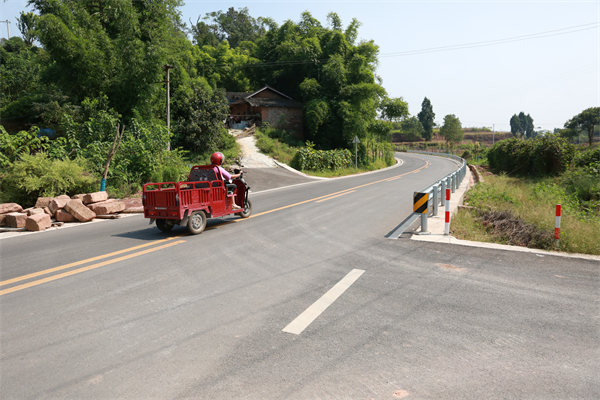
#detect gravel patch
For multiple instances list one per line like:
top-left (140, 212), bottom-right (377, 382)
top-left (231, 130), bottom-right (277, 168)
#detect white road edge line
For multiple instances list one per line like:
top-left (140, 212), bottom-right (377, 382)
top-left (283, 269), bottom-right (365, 335)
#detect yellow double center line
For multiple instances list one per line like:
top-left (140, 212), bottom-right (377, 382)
top-left (2, 157), bottom-right (431, 296)
top-left (240, 160), bottom-right (430, 220)
top-left (1, 236), bottom-right (187, 296)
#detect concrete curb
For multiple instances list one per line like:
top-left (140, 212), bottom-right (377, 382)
top-left (273, 157), bottom-right (404, 180)
top-left (0, 213), bottom-right (140, 240)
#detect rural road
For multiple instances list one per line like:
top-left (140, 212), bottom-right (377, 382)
top-left (1, 153), bottom-right (598, 399)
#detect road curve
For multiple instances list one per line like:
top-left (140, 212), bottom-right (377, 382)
top-left (1, 153), bottom-right (598, 399)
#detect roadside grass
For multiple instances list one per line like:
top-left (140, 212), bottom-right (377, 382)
top-left (254, 129), bottom-right (297, 165)
top-left (307, 159), bottom-right (393, 178)
top-left (452, 173), bottom-right (600, 255)
top-left (255, 129), bottom-right (394, 177)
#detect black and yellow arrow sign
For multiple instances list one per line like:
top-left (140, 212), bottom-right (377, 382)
top-left (413, 192), bottom-right (429, 214)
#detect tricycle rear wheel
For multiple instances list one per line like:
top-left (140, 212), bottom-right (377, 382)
top-left (239, 199), bottom-right (252, 218)
top-left (156, 219), bottom-right (174, 232)
top-left (188, 210), bottom-right (207, 234)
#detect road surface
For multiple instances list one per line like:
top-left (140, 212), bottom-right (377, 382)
top-left (1, 153), bottom-right (598, 399)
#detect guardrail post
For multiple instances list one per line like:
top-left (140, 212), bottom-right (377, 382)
top-left (414, 191), bottom-right (430, 235)
top-left (433, 186), bottom-right (439, 216)
top-left (444, 188), bottom-right (451, 235)
top-left (441, 180), bottom-right (446, 206)
top-left (421, 213), bottom-right (428, 234)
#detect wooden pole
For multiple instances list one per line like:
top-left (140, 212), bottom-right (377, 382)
top-left (101, 124), bottom-right (124, 191)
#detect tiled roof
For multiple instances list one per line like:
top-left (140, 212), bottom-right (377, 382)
top-left (245, 97), bottom-right (303, 108)
top-left (226, 85), bottom-right (302, 108)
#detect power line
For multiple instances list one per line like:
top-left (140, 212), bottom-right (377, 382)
top-left (207, 22), bottom-right (599, 68)
top-left (379, 22), bottom-right (599, 58)
top-left (459, 62), bottom-right (598, 107)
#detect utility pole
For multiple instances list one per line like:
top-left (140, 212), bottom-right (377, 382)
top-left (164, 64), bottom-right (175, 151)
top-left (1, 20), bottom-right (10, 39)
top-left (352, 136), bottom-right (360, 168)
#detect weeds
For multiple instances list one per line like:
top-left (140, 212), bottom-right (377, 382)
top-left (255, 129), bottom-right (297, 165)
top-left (453, 173), bottom-right (600, 255)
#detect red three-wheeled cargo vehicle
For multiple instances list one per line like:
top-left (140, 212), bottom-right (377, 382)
top-left (142, 163), bottom-right (252, 234)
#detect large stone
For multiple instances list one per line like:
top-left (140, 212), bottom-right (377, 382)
top-left (64, 199), bottom-right (96, 222)
top-left (121, 207), bottom-right (144, 213)
top-left (5, 212), bottom-right (28, 228)
top-left (43, 207), bottom-right (52, 215)
top-left (83, 191), bottom-right (108, 205)
top-left (48, 197), bottom-right (70, 214)
top-left (0, 214), bottom-right (6, 226)
top-left (0, 203), bottom-right (23, 214)
top-left (87, 200), bottom-right (125, 215)
top-left (55, 209), bottom-right (78, 222)
top-left (72, 194), bottom-right (86, 201)
top-left (26, 208), bottom-right (45, 216)
top-left (56, 194), bottom-right (71, 200)
top-left (35, 197), bottom-right (54, 208)
top-left (26, 213), bottom-right (52, 231)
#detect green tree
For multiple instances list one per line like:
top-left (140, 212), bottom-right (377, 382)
top-left (192, 41), bottom-right (260, 92)
top-left (28, 0), bottom-right (187, 120)
top-left (174, 85), bottom-right (230, 153)
top-left (439, 114), bottom-right (463, 146)
top-left (518, 112), bottom-right (534, 138)
top-left (564, 107), bottom-right (600, 147)
top-left (400, 117), bottom-right (424, 141)
top-left (17, 11), bottom-right (37, 46)
top-left (255, 12), bottom-right (384, 150)
top-left (510, 112), bottom-right (533, 138)
top-left (200, 7), bottom-right (269, 49)
top-left (380, 97), bottom-right (409, 123)
top-left (189, 19), bottom-right (221, 47)
top-left (510, 114), bottom-right (521, 137)
top-left (0, 37), bottom-right (43, 111)
top-left (417, 97), bottom-right (435, 141)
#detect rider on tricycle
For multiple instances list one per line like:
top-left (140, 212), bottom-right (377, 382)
top-left (142, 152), bottom-right (252, 234)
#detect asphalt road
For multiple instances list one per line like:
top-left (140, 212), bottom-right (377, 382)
top-left (1, 153), bottom-right (598, 399)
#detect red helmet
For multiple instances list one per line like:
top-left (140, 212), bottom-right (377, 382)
top-left (210, 152), bottom-right (224, 165)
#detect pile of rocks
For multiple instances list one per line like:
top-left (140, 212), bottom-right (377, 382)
top-left (0, 191), bottom-right (141, 232)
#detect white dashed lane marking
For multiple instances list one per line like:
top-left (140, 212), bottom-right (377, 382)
top-left (283, 269), bottom-right (365, 335)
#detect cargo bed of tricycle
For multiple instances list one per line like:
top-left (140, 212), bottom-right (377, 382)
top-left (142, 164), bottom-right (251, 234)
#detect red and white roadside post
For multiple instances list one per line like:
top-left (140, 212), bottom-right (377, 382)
top-left (444, 188), bottom-right (451, 235)
top-left (555, 204), bottom-right (561, 248)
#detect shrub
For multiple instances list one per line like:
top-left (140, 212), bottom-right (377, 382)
top-left (0, 125), bottom-right (69, 168)
top-left (74, 117), bottom-right (171, 191)
top-left (259, 122), bottom-right (303, 147)
top-left (291, 141), bottom-right (353, 171)
top-left (559, 167), bottom-right (600, 205)
top-left (255, 128), bottom-right (298, 165)
top-left (487, 138), bottom-right (534, 175)
top-left (147, 149), bottom-right (190, 184)
top-left (0, 152), bottom-right (97, 207)
top-left (530, 135), bottom-right (575, 176)
top-left (488, 135), bottom-right (575, 176)
top-left (573, 147), bottom-right (599, 168)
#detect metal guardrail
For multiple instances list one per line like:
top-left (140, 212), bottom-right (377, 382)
top-left (407, 150), bottom-right (467, 234)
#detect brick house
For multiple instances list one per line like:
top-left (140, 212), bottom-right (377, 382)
top-left (226, 86), bottom-right (303, 138)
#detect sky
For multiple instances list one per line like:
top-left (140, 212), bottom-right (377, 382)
top-left (1, 0), bottom-right (598, 131)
